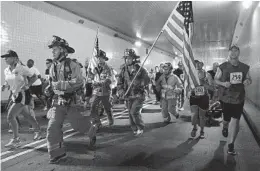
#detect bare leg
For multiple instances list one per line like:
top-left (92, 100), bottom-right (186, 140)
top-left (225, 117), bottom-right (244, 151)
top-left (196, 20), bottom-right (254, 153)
top-left (229, 118), bottom-right (240, 144)
top-left (7, 103), bottom-right (24, 139)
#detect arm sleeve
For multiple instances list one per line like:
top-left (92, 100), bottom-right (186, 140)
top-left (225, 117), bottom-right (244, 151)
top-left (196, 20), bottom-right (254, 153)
top-left (21, 66), bottom-right (34, 77)
top-left (141, 68), bottom-right (150, 86)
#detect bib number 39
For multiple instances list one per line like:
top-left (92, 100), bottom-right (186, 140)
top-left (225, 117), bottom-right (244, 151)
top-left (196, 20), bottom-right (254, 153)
top-left (230, 72), bottom-right (242, 84)
top-left (195, 86), bottom-right (205, 96)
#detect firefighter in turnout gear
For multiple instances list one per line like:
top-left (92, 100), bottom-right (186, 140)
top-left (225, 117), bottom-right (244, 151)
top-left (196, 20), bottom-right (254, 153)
top-left (117, 49), bottom-right (150, 136)
top-left (156, 62), bottom-right (183, 123)
top-left (46, 36), bottom-right (89, 164)
top-left (90, 49), bottom-right (114, 126)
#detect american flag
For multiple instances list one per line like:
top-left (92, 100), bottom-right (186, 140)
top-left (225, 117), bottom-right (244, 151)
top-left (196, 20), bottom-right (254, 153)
top-left (163, 1), bottom-right (200, 94)
top-left (88, 35), bottom-right (99, 73)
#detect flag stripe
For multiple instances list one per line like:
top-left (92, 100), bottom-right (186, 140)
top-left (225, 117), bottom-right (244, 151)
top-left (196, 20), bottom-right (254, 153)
top-left (183, 32), bottom-right (195, 64)
top-left (182, 52), bottom-right (196, 88)
top-left (167, 21), bottom-right (183, 43)
top-left (183, 47), bottom-right (198, 87)
top-left (164, 27), bottom-right (183, 52)
top-left (172, 10), bottom-right (184, 26)
top-left (169, 15), bottom-right (184, 33)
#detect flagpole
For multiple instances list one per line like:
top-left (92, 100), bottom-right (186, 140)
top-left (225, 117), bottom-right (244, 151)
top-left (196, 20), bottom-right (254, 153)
top-left (123, 1), bottom-right (181, 97)
top-left (86, 27), bottom-right (99, 81)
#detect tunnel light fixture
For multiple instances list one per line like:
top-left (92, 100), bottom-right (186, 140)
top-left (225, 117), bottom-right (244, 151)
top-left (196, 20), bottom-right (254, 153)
top-left (135, 41), bottom-right (142, 47)
top-left (136, 32), bottom-right (141, 38)
top-left (243, 1), bottom-right (252, 9)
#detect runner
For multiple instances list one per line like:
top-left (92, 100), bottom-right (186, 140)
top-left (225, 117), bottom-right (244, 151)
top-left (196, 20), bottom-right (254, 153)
top-left (156, 62), bottom-right (183, 123)
top-left (215, 45), bottom-right (252, 155)
top-left (1, 50), bottom-right (42, 148)
top-left (189, 60), bottom-right (214, 139)
top-left (46, 36), bottom-right (89, 164)
top-left (117, 49), bottom-right (150, 135)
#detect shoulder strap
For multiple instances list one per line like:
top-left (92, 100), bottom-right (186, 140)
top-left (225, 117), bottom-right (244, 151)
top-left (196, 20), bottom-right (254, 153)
top-left (64, 58), bottom-right (72, 80)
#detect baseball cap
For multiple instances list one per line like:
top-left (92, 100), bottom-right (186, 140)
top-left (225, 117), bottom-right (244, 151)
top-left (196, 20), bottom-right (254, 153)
top-left (1, 50), bottom-right (18, 58)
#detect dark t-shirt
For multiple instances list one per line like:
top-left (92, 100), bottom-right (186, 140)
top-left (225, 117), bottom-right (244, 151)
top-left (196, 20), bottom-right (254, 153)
top-left (207, 70), bottom-right (215, 79)
top-left (45, 69), bottom-right (49, 75)
top-left (155, 72), bottom-right (163, 82)
top-left (173, 68), bottom-right (183, 79)
top-left (218, 61), bottom-right (249, 104)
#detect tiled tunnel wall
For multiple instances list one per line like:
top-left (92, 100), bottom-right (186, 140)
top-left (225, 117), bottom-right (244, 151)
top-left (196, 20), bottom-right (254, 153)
top-left (1, 2), bottom-right (173, 101)
top-left (237, 5), bottom-right (260, 109)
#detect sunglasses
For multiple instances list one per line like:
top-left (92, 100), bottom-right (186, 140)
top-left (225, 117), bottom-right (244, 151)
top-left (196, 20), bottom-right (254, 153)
top-left (46, 62), bottom-right (51, 64)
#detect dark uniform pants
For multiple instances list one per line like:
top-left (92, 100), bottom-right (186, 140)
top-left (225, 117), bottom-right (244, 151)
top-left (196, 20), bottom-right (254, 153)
top-left (127, 98), bottom-right (145, 131)
top-left (90, 95), bottom-right (113, 124)
top-left (46, 103), bottom-right (91, 160)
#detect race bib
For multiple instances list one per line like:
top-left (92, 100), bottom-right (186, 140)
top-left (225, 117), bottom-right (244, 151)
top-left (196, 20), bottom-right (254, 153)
top-left (230, 72), bottom-right (242, 84)
top-left (195, 86), bottom-right (205, 96)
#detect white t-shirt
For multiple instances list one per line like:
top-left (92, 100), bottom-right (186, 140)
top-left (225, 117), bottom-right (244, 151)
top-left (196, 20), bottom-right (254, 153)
top-left (28, 66), bottom-right (42, 86)
top-left (4, 63), bottom-right (33, 94)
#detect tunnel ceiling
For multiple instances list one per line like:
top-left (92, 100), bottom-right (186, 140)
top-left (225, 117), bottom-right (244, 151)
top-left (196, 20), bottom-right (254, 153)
top-left (48, 1), bottom-right (241, 60)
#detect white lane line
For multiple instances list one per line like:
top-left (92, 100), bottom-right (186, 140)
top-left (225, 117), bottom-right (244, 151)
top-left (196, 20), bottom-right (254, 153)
top-left (1, 101), bottom-right (153, 163)
top-left (1, 132), bottom-right (78, 163)
top-left (0, 128), bottom-right (74, 157)
top-left (0, 125), bottom-right (73, 157)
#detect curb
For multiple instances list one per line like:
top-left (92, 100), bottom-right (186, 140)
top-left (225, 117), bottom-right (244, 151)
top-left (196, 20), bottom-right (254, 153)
top-left (243, 109), bottom-right (260, 147)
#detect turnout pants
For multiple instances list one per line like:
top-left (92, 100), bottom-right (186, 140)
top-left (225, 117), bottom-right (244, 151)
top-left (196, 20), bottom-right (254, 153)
top-left (161, 98), bottom-right (178, 122)
top-left (46, 103), bottom-right (91, 160)
top-left (127, 98), bottom-right (145, 131)
top-left (90, 95), bottom-right (113, 125)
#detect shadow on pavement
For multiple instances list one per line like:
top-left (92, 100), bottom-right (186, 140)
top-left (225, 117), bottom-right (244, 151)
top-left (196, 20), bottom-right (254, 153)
top-left (54, 122), bottom-right (170, 166)
top-left (117, 138), bottom-right (200, 169)
top-left (198, 140), bottom-right (236, 171)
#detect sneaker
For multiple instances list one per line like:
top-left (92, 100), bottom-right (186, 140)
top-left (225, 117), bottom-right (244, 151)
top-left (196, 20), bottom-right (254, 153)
top-left (43, 106), bottom-right (48, 111)
top-left (108, 118), bottom-right (114, 126)
top-left (191, 128), bottom-right (197, 138)
top-left (227, 143), bottom-right (237, 155)
top-left (34, 131), bottom-right (43, 140)
top-left (178, 107), bottom-right (184, 111)
top-left (200, 131), bottom-right (205, 139)
top-left (163, 117), bottom-right (171, 123)
top-left (153, 101), bottom-right (159, 105)
top-left (222, 128), bottom-right (228, 138)
top-left (133, 131), bottom-right (137, 135)
top-left (8, 129), bottom-right (13, 133)
top-left (5, 137), bottom-right (21, 148)
top-left (49, 153), bottom-right (67, 164)
top-left (135, 129), bottom-right (144, 136)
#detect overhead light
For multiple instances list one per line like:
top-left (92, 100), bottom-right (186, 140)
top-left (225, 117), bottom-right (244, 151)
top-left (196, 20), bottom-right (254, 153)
top-left (175, 51), bottom-right (178, 55)
top-left (243, 1), bottom-right (252, 9)
top-left (106, 52), bottom-right (113, 59)
top-left (135, 41), bottom-right (142, 47)
top-left (136, 32), bottom-right (141, 38)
